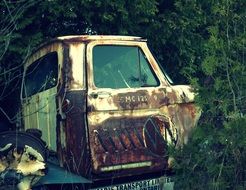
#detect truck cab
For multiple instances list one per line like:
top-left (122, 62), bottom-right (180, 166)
top-left (18, 35), bottom-right (200, 189)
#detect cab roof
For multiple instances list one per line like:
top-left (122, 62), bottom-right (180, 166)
top-left (30, 35), bottom-right (147, 58)
top-left (56, 35), bottom-right (146, 42)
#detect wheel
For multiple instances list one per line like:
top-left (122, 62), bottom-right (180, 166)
top-left (0, 131), bottom-right (47, 189)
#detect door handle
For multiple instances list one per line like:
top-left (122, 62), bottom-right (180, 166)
top-left (89, 91), bottom-right (112, 99)
top-left (89, 92), bottom-right (98, 99)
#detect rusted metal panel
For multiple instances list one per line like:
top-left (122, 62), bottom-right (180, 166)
top-left (57, 35), bottom-right (145, 43)
top-left (86, 39), bottom-right (201, 178)
top-left (55, 42), bottom-right (90, 177)
top-left (67, 43), bottom-right (85, 90)
top-left (62, 90), bottom-right (91, 178)
top-left (162, 103), bottom-right (200, 145)
top-left (89, 116), bottom-right (172, 173)
top-left (87, 101), bottom-right (199, 177)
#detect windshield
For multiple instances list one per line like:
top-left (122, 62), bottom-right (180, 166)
top-left (93, 45), bottom-right (160, 89)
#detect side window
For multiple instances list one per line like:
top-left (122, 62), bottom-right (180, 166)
top-left (23, 52), bottom-right (58, 97)
top-left (93, 45), bottom-right (159, 89)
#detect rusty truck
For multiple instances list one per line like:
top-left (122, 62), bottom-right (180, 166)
top-left (0, 35), bottom-right (200, 190)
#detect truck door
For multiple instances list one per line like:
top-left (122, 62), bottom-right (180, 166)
top-left (22, 44), bottom-right (62, 151)
top-left (86, 40), bottom-right (177, 176)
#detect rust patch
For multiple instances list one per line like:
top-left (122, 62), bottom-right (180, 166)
top-left (60, 90), bottom-right (91, 178)
top-left (143, 115), bottom-right (177, 157)
top-left (181, 103), bottom-right (199, 119)
top-left (89, 115), bottom-right (176, 177)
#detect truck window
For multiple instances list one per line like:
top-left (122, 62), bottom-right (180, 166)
top-left (23, 52), bottom-right (58, 97)
top-left (93, 45), bottom-right (159, 89)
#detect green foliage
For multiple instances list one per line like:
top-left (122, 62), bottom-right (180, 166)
top-left (173, 117), bottom-right (246, 190)
top-left (196, 0), bottom-right (246, 119)
top-left (167, 1), bottom-right (246, 189)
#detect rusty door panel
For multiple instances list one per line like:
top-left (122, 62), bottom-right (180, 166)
top-left (61, 90), bottom-right (91, 177)
top-left (89, 115), bottom-right (177, 173)
top-left (54, 42), bottom-right (90, 177)
top-left (86, 40), bottom-right (200, 177)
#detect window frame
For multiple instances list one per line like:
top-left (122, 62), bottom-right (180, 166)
top-left (22, 51), bottom-right (59, 98)
top-left (87, 41), bottom-right (168, 90)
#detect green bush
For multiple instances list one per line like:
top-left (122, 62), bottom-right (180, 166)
top-left (172, 117), bottom-right (246, 190)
